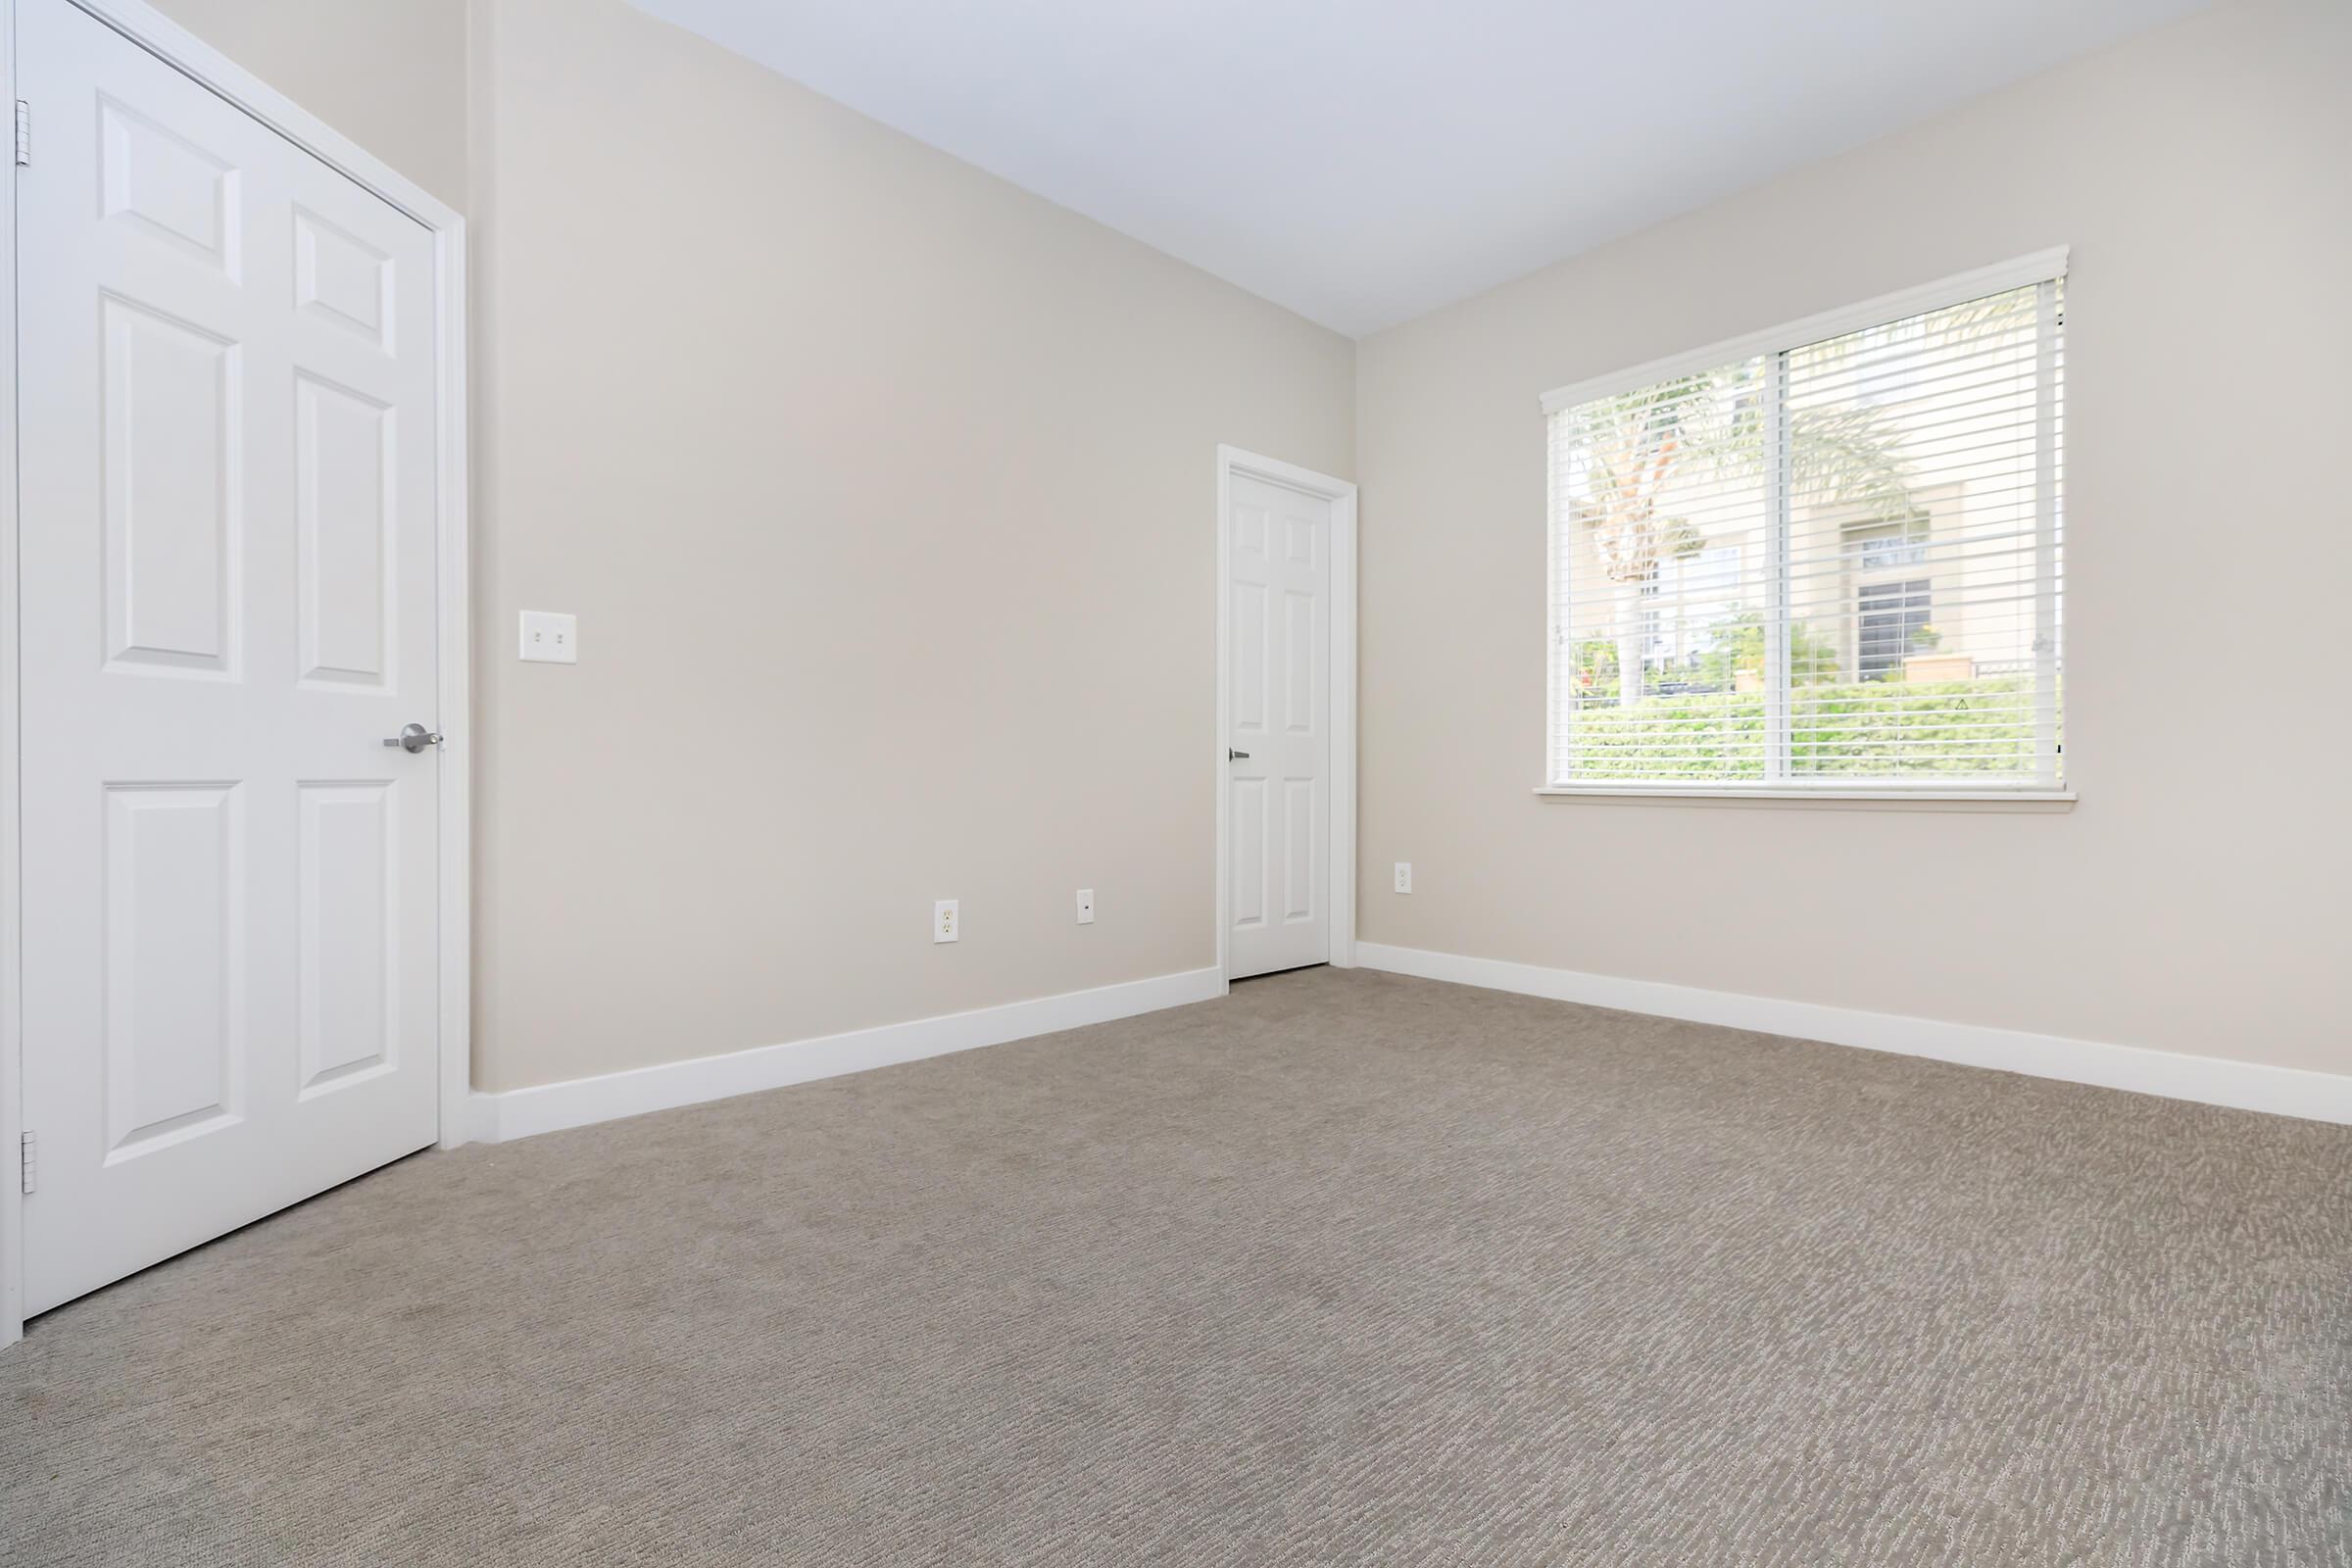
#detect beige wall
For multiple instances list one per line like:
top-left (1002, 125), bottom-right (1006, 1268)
top-left (468, 0), bottom-right (1353, 1091)
top-left (143, 0), bottom-right (468, 210)
top-left (102, 0), bottom-right (2345, 1092)
top-left (1354, 0), bottom-right (2350, 1073)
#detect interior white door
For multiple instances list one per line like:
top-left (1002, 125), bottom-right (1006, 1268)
top-left (1226, 472), bottom-right (1330, 979)
top-left (16, 0), bottom-right (442, 1315)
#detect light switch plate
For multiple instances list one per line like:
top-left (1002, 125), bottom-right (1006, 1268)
top-left (519, 610), bottom-right (577, 663)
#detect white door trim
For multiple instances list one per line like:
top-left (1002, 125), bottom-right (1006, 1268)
top-left (0, 0), bottom-right (471, 1348)
top-left (1214, 445), bottom-right (1356, 988)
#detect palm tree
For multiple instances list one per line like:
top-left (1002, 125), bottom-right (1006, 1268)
top-left (1563, 351), bottom-right (1918, 706)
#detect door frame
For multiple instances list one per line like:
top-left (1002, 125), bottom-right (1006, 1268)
top-left (1213, 445), bottom-right (1356, 989)
top-left (0, 0), bottom-right (472, 1348)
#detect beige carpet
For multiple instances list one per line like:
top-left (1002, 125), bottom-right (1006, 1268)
top-left (4, 968), bottom-right (2349, 1565)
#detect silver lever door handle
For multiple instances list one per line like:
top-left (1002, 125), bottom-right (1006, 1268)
top-left (1228, 749), bottom-right (1250, 760)
top-left (383, 723), bottom-right (444, 754)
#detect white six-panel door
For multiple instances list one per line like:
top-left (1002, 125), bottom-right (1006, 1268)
top-left (1226, 473), bottom-right (1331, 979)
top-left (16, 0), bottom-right (441, 1314)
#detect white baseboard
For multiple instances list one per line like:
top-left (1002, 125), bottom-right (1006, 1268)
top-left (466, 966), bottom-right (1226, 1145)
top-left (1354, 942), bottom-right (2352, 1127)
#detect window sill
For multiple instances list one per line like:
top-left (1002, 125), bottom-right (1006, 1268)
top-left (1534, 785), bottom-right (2076, 813)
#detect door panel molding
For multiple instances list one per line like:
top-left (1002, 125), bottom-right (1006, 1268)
top-left (1214, 445), bottom-right (1356, 988)
top-left (0, 0), bottom-right (470, 1348)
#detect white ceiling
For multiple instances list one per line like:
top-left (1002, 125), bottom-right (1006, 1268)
top-left (626, 0), bottom-right (2208, 337)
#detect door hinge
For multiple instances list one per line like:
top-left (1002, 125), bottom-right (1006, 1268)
top-left (18, 1131), bottom-right (33, 1196)
top-left (14, 101), bottom-right (28, 168)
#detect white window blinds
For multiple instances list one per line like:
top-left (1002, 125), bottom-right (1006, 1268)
top-left (1545, 253), bottom-right (2067, 794)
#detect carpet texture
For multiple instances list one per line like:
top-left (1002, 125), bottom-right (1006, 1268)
top-left (4, 968), bottom-right (2349, 1566)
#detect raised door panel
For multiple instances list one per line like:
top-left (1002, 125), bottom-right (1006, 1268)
top-left (1232, 594), bottom-right (1269, 738)
top-left (102, 297), bottom-right (242, 677)
top-left (1231, 777), bottom-right (1268, 933)
top-left (1281, 779), bottom-right (1315, 925)
top-left (1282, 589), bottom-right (1316, 735)
top-left (293, 206), bottom-right (393, 352)
top-left (103, 784), bottom-right (245, 1158)
top-left (297, 783), bottom-right (397, 1095)
top-left (295, 375), bottom-right (395, 688)
top-left (99, 93), bottom-right (241, 276)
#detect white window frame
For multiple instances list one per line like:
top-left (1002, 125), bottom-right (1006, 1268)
top-left (1537, 248), bottom-right (2075, 808)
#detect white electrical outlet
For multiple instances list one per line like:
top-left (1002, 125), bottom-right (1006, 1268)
top-left (1076, 889), bottom-right (1095, 924)
top-left (934, 899), bottom-right (959, 944)
top-left (518, 610), bottom-right (577, 663)
top-left (1395, 862), bottom-right (1412, 894)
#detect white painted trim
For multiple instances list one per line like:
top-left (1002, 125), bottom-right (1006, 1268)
top-left (1214, 446), bottom-right (1357, 986)
top-left (1536, 785), bottom-right (2077, 800)
top-left (1355, 943), bottom-right (2352, 1127)
top-left (431, 214), bottom-right (472, 1153)
top-left (1535, 785), bottom-right (2077, 809)
top-left (2, 0), bottom-right (472, 1347)
top-left (469, 967), bottom-right (1226, 1145)
top-left (1539, 246), bottom-right (2071, 414)
top-left (1, 0), bottom-right (24, 1353)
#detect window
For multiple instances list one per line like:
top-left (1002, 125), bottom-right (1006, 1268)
top-left (1545, 252), bottom-right (2066, 795)
top-left (1856, 579), bottom-right (1932, 680)
top-left (1854, 524), bottom-right (1929, 572)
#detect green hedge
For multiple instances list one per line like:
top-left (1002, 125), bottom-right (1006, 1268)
top-left (1569, 677), bottom-right (2044, 779)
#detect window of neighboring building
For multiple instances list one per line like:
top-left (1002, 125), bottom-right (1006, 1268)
top-left (1856, 578), bottom-right (1933, 681)
top-left (1544, 252), bottom-right (2067, 795)
top-left (1854, 523), bottom-right (1929, 572)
